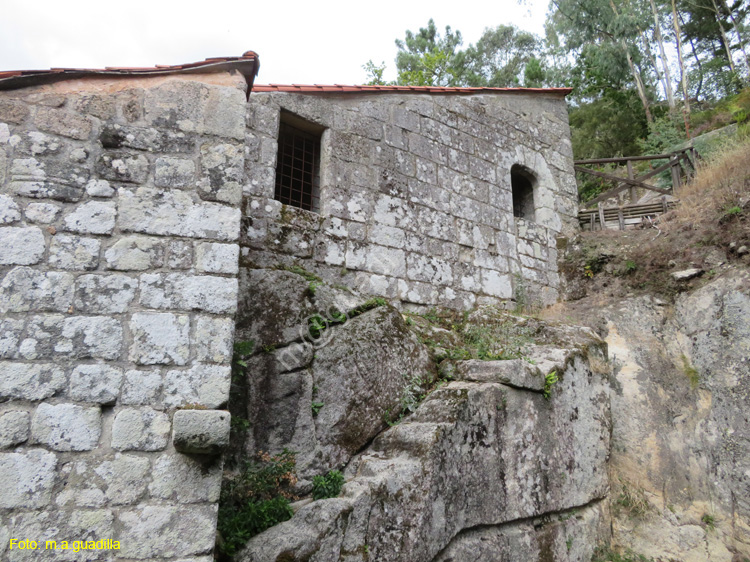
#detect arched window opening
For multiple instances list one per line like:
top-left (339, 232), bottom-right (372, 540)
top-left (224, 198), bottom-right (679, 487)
top-left (511, 164), bottom-right (536, 221)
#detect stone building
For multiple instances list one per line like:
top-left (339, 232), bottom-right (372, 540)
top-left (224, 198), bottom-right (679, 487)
top-left (0, 52), bottom-right (580, 560)
top-left (243, 82), bottom-right (578, 311)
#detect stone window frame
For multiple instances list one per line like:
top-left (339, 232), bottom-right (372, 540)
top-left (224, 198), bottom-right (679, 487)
top-left (274, 110), bottom-right (325, 213)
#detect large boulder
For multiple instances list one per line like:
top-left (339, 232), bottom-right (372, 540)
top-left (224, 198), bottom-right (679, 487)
top-left (237, 328), bottom-right (611, 561)
top-left (237, 268), bottom-right (436, 482)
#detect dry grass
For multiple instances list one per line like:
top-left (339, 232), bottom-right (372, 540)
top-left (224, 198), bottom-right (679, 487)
top-left (566, 135), bottom-right (749, 299)
top-left (664, 136), bottom-right (750, 232)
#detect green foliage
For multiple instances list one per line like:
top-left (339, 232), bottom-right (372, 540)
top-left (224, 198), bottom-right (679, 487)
top-left (362, 60), bottom-right (390, 85)
top-left (279, 264), bottom-right (322, 283)
top-left (462, 24), bottom-right (542, 87)
top-left (543, 370), bottom-right (558, 400)
top-left (681, 354), bottom-right (700, 389)
top-left (307, 315), bottom-right (328, 339)
top-left (231, 416), bottom-right (251, 432)
top-left (348, 297), bottom-right (388, 319)
top-left (232, 341), bottom-right (254, 369)
top-left (722, 205), bottom-right (743, 218)
top-left (311, 401), bottom-right (324, 416)
top-left (312, 470), bottom-right (345, 500)
top-left (524, 56), bottom-right (545, 88)
top-left (702, 512), bottom-right (716, 530)
top-left (569, 91), bottom-right (648, 160)
top-left (308, 279), bottom-right (323, 295)
top-left (411, 306), bottom-right (534, 363)
top-left (394, 19), bottom-right (465, 86)
top-left (624, 260), bottom-right (637, 274)
top-left (637, 114), bottom-right (687, 155)
top-left (217, 450), bottom-right (297, 556)
top-left (383, 372), bottom-right (433, 426)
top-left (614, 479), bottom-right (651, 516)
top-left (387, 19), bottom-right (547, 89)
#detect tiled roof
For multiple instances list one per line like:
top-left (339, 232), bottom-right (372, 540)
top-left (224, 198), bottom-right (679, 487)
top-left (252, 84), bottom-right (572, 95)
top-left (0, 52), bottom-right (260, 91)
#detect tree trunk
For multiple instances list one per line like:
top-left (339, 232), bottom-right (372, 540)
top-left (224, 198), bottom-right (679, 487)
top-left (710, 0), bottom-right (737, 74)
top-left (640, 29), bottom-right (668, 101)
top-left (672, 0), bottom-right (691, 136)
top-left (680, 9), bottom-right (704, 100)
top-left (626, 47), bottom-right (655, 123)
top-left (649, 0), bottom-right (676, 109)
top-left (610, 0), bottom-right (654, 123)
top-left (720, 0), bottom-right (750, 77)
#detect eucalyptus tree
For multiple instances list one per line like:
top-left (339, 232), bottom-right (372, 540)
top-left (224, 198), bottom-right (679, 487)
top-left (547, 0), bottom-right (655, 121)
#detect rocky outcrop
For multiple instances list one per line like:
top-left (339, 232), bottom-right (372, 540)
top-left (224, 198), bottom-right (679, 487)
top-left (548, 268), bottom-right (750, 561)
top-left (235, 268), bottom-right (437, 483)
top-left (234, 307), bottom-right (611, 561)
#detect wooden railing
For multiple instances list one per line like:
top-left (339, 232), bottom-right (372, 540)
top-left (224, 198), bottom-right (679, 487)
top-left (575, 147), bottom-right (698, 230)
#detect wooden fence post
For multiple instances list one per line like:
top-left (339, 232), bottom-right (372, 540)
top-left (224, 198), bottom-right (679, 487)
top-left (627, 159), bottom-right (636, 203)
top-left (598, 202), bottom-right (607, 230)
top-left (671, 158), bottom-right (682, 195)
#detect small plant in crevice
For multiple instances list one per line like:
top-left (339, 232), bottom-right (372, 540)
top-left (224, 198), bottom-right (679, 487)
top-left (307, 315), bottom-right (328, 339)
top-left (311, 401), bottom-right (324, 417)
top-left (217, 450), bottom-right (298, 558)
top-left (383, 372), bottom-right (434, 426)
top-left (278, 264), bottom-right (322, 283)
top-left (227, 340), bottom-right (255, 462)
top-left (614, 478), bottom-right (651, 517)
top-left (543, 370), bottom-right (558, 400)
top-left (681, 354), bottom-right (700, 389)
top-left (312, 469), bottom-right (345, 500)
top-left (406, 305), bottom-right (535, 364)
top-left (701, 512), bottom-right (716, 531)
top-left (233, 341), bottom-right (254, 370)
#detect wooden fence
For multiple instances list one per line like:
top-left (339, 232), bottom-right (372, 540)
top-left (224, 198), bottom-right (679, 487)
top-left (575, 147), bottom-right (698, 230)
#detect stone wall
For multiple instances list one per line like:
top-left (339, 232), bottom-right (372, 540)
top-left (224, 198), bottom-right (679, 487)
top-left (0, 68), bottom-right (582, 560)
top-left (0, 72), bottom-right (247, 561)
top-left (242, 90), bottom-right (578, 310)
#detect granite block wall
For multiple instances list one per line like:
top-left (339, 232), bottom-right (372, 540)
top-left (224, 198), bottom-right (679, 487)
top-left (0, 72), bottom-right (246, 561)
top-left (241, 90), bottom-right (578, 310)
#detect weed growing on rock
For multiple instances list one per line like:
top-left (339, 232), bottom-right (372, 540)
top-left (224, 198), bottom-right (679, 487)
top-left (543, 371), bottom-right (558, 400)
top-left (681, 354), bottom-right (700, 389)
top-left (701, 512), bottom-right (716, 531)
top-left (614, 478), bottom-right (651, 517)
top-left (217, 450), bottom-right (297, 557)
top-left (311, 401), bottom-right (324, 417)
top-left (406, 306), bottom-right (535, 363)
top-left (312, 469), bottom-right (345, 500)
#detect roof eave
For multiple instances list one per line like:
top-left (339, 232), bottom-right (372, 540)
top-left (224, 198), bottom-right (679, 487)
top-left (0, 54), bottom-right (260, 93)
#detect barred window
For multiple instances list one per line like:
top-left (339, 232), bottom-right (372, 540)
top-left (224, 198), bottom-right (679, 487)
top-left (274, 112), bottom-right (323, 212)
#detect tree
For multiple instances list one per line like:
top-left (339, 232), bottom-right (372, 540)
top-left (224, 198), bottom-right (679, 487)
top-left (362, 60), bottom-right (390, 85)
top-left (375, 20), bottom-right (549, 89)
top-left (547, 0), bottom-right (656, 122)
top-left (463, 25), bottom-right (541, 87)
top-left (394, 19), bottom-right (465, 86)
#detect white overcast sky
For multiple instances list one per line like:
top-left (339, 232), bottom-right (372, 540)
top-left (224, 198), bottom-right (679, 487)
top-left (0, 0), bottom-right (548, 85)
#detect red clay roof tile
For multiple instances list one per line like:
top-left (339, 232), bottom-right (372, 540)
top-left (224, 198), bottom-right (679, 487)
top-left (0, 53), bottom-right (260, 91)
top-left (252, 84), bottom-right (572, 95)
